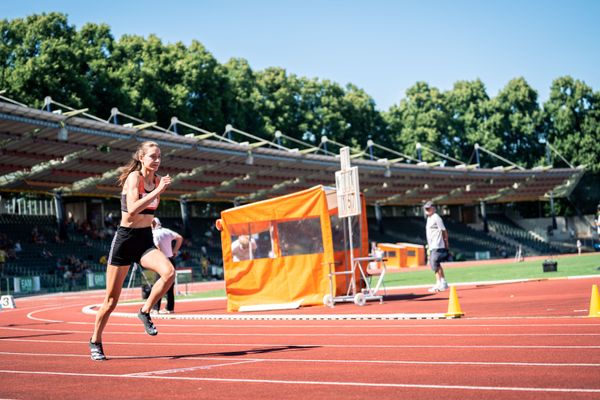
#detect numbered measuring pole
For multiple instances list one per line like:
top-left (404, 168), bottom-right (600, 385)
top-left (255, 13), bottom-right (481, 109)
top-left (326, 147), bottom-right (364, 307)
top-left (335, 147), bottom-right (361, 219)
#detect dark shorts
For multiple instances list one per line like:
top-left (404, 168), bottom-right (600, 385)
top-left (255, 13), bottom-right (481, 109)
top-left (107, 226), bottom-right (156, 267)
top-left (429, 248), bottom-right (448, 272)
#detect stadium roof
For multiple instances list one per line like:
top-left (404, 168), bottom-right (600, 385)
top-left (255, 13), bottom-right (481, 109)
top-left (0, 99), bottom-right (585, 207)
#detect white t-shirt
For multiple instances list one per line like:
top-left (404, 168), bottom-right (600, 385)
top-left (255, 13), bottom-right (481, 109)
top-left (152, 227), bottom-right (179, 258)
top-left (426, 213), bottom-right (447, 250)
top-left (597, 215), bottom-right (600, 235)
top-left (231, 238), bottom-right (257, 261)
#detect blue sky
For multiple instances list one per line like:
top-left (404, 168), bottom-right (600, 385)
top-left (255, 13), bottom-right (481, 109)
top-left (3, 0), bottom-right (599, 110)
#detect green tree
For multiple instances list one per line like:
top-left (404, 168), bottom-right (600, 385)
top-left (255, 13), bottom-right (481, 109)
top-left (444, 79), bottom-right (493, 164)
top-left (340, 83), bottom-right (387, 149)
top-left (0, 13), bottom-right (90, 108)
top-left (221, 58), bottom-right (265, 135)
top-left (111, 35), bottom-right (190, 128)
top-left (481, 77), bottom-right (543, 168)
top-left (255, 67), bottom-right (303, 138)
top-left (76, 22), bottom-right (125, 118)
top-left (385, 82), bottom-right (449, 162)
top-left (543, 76), bottom-right (600, 172)
top-left (181, 40), bottom-right (227, 131)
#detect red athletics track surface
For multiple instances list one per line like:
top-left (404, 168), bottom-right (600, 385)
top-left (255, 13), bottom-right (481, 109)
top-left (1, 276), bottom-right (600, 400)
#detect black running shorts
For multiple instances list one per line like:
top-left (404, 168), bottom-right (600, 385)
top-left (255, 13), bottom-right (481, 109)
top-left (107, 226), bottom-right (156, 267)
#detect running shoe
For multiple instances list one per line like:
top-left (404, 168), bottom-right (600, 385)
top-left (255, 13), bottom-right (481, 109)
top-left (89, 339), bottom-right (106, 361)
top-left (438, 281), bottom-right (449, 291)
top-left (158, 309), bottom-right (173, 314)
top-left (137, 308), bottom-right (158, 336)
top-left (427, 284), bottom-right (441, 293)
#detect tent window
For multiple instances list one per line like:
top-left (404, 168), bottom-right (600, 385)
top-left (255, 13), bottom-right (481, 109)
top-left (330, 214), bottom-right (361, 252)
top-left (278, 217), bottom-right (324, 257)
top-left (229, 221), bottom-right (274, 262)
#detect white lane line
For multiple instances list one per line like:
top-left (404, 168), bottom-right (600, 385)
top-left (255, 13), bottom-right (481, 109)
top-left (2, 338), bottom-right (600, 349)
top-left (0, 369), bottom-right (599, 393)
top-left (2, 351), bottom-right (600, 368)
top-left (125, 360), bottom-right (262, 376)
top-left (3, 326), bottom-right (600, 337)
top-left (27, 304), bottom-right (88, 323)
top-left (13, 319), bottom-right (600, 328)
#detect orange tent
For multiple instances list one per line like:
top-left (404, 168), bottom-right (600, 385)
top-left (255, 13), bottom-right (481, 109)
top-left (219, 186), bottom-right (369, 312)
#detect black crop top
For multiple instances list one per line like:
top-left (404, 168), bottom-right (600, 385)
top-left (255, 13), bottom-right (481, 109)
top-left (120, 173), bottom-right (160, 215)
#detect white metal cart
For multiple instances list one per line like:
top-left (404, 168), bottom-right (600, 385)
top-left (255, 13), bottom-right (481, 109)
top-left (323, 254), bottom-right (387, 307)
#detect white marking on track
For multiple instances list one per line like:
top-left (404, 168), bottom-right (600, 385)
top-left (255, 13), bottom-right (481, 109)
top-left (3, 326), bottom-right (600, 337)
top-left (125, 359), bottom-right (262, 376)
top-left (1, 351), bottom-right (600, 368)
top-left (0, 369), bottom-right (599, 393)
top-left (2, 338), bottom-right (600, 349)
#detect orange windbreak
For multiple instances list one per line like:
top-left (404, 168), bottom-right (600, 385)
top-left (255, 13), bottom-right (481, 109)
top-left (220, 186), bottom-right (334, 312)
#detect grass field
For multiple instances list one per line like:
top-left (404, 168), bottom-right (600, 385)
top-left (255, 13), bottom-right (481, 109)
top-left (385, 254), bottom-right (600, 287)
top-left (174, 254), bottom-right (600, 301)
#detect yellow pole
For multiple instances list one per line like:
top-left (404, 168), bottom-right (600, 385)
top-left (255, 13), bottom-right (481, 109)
top-left (588, 284), bottom-right (600, 318)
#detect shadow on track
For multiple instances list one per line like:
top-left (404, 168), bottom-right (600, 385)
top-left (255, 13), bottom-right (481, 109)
top-left (112, 345), bottom-right (320, 361)
top-left (0, 332), bottom-right (71, 340)
top-left (382, 293), bottom-right (440, 302)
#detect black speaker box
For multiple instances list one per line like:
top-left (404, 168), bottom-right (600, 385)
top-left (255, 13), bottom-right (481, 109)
top-left (542, 259), bottom-right (557, 272)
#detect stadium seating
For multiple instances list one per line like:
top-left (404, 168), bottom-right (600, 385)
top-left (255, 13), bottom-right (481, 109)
top-left (369, 216), bottom-right (522, 261)
top-left (487, 214), bottom-right (564, 255)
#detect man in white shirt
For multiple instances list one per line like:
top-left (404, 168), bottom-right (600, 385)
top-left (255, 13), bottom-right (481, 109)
top-left (151, 218), bottom-right (183, 313)
top-left (424, 201), bottom-right (450, 293)
top-left (231, 234), bottom-right (257, 262)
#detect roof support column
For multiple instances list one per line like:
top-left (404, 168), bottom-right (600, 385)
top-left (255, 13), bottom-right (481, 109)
top-left (480, 200), bottom-right (488, 233)
top-left (180, 198), bottom-right (191, 238)
top-left (54, 191), bottom-right (67, 241)
top-left (375, 203), bottom-right (384, 234)
top-left (546, 143), bottom-right (557, 230)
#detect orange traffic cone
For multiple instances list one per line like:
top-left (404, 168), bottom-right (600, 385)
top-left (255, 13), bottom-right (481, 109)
top-left (588, 284), bottom-right (600, 318)
top-left (445, 286), bottom-right (464, 318)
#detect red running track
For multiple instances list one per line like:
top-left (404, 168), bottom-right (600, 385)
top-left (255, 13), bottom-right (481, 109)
top-left (1, 276), bottom-right (600, 400)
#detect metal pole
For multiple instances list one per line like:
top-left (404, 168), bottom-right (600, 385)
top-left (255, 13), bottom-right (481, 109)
top-left (347, 215), bottom-right (356, 296)
top-left (546, 143), bottom-right (557, 229)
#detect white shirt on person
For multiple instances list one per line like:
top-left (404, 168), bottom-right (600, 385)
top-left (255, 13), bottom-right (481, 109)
top-left (152, 227), bottom-right (179, 258)
top-left (426, 212), bottom-right (447, 250)
top-left (231, 238), bottom-right (257, 261)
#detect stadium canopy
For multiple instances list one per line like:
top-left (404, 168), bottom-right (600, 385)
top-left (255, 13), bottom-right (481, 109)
top-left (0, 98), bottom-right (585, 207)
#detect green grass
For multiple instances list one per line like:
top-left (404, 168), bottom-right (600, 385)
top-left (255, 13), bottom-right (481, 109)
top-left (384, 254), bottom-right (600, 287)
top-left (121, 288), bottom-right (226, 303)
top-left (179, 288), bottom-right (226, 299)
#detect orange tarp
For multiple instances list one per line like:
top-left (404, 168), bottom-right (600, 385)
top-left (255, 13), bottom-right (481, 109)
top-left (220, 185), bottom-right (368, 312)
